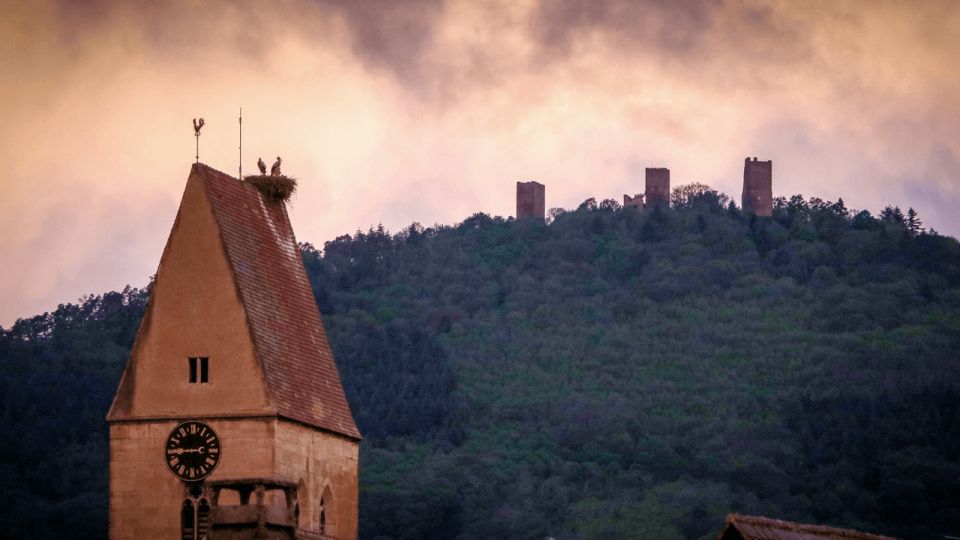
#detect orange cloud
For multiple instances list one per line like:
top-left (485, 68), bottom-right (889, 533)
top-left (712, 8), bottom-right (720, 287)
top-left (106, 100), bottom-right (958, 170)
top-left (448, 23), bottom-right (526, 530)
top-left (0, 0), bottom-right (958, 326)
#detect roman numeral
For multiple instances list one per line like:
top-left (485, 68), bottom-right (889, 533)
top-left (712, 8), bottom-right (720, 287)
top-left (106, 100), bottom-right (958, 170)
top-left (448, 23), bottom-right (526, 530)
top-left (190, 424), bottom-right (196, 434)
top-left (205, 457), bottom-right (215, 466)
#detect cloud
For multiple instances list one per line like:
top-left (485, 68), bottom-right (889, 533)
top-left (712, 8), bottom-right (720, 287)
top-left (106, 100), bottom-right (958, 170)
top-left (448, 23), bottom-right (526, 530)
top-left (323, 0), bottom-right (447, 80)
top-left (0, 0), bottom-right (959, 326)
top-left (531, 0), bottom-right (720, 56)
top-left (899, 145), bottom-right (960, 234)
top-left (43, 0), bottom-right (448, 92)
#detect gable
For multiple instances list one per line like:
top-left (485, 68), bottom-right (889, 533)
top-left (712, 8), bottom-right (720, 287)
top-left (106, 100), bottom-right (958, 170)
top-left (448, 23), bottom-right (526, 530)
top-left (108, 166), bottom-right (273, 420)
top-left (109, 164), bottom-right (359, 440)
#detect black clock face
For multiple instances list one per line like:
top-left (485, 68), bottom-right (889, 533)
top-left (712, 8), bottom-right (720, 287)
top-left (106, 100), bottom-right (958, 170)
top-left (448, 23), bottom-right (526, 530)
top-left (165, 421), bottom-right (221, 481)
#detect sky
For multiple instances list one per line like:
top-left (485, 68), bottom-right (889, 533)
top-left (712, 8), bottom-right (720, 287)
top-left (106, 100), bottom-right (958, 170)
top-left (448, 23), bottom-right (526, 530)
top-left (1, 0), bottom-right (958, 328)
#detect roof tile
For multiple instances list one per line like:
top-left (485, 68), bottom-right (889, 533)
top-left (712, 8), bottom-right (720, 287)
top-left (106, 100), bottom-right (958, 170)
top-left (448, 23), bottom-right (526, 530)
top-left (197, 164), bottom-right (360, 440)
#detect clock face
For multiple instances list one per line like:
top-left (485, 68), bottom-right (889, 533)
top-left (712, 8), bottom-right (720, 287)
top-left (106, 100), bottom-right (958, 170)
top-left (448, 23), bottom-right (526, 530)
top-left (164, 421), bottom-right (221, 481)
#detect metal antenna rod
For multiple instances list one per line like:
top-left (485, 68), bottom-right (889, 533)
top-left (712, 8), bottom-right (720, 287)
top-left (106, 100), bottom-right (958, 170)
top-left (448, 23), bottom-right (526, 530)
top-left (239, 107), bottom-right (243, 179)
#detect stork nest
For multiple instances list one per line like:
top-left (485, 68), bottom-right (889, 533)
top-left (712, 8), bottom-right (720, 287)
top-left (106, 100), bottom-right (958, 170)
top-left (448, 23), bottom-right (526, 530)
top-left (244, 175), bottom-right (297, 202)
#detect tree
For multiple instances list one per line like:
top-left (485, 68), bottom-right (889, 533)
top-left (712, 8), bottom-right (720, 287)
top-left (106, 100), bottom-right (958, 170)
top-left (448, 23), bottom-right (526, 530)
top-left (599, 198), bottom-right (621, 212)
top-left (851, 210), bottom-right (877, 231)
top-left (577, 197), bottom-right (598, 211)
top-left (547, 207), bottom-right (567, 224)
top-left (880, 206), bottom-right (905, 225)
top-left (906, 207), bottom-right (924, 236)
top-left (4, 193), bottom-right (960, 540)
top-left (670, 182), bottom-right (729, 210)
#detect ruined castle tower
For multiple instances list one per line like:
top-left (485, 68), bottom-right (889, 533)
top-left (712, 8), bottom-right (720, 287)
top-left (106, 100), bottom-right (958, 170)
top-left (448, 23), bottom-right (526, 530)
top-left (516, 180), bottom-right (545, 220)
top-left (623, 193), bottom-right (644, 209)
top-left (645, 168), bottom-right (670, 208)
top-left (107, 164), bottom-right (360, 539)
top-left (742, 157), bottom-right (773, 216)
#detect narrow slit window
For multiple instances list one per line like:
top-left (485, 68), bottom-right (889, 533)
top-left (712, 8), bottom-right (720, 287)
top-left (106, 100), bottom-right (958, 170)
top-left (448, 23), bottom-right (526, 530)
top-left (188, 357), bottom-right (197, 384)
top-left (200, 357), bottom-right (209, 383)
top-left (181, 499), bottom-right (195, 540)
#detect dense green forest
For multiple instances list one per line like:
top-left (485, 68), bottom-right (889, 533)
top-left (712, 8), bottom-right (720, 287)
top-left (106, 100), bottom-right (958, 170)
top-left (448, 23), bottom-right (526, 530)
top-left (2, 186), bottom-right (959, 539)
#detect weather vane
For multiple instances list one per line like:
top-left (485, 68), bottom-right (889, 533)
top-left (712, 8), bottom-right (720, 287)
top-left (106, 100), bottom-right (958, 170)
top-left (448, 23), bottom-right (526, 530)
top-left (192, 117), bottom-right (205, 163)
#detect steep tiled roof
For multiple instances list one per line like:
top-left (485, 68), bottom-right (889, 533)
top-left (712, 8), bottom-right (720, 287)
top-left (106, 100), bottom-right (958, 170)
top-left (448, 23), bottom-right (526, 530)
top-left (718, 513), bottom-right (895, 540)
top-left (197, 163), bottom-right (360, 440)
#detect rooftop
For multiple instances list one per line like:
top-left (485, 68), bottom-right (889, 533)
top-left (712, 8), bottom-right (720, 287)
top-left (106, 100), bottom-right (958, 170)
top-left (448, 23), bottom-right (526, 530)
top-left (200, 163), bottom-right (359, 439)
top-left (717, 513), bottom-right (896, 540)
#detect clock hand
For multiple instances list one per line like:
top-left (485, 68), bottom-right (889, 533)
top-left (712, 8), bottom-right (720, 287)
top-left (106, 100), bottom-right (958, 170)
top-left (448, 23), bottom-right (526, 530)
top-left (166, 447), bottom-right (207, 455)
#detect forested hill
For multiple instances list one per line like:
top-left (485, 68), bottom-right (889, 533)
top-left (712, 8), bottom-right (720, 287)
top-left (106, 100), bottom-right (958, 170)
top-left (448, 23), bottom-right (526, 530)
top-left (2, 187), bottom-right (960, 539)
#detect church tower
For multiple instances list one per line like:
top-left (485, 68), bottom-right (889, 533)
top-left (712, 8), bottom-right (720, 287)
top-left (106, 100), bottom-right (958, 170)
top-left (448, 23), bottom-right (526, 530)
top-left (107, 164), bottom-right (360, 539)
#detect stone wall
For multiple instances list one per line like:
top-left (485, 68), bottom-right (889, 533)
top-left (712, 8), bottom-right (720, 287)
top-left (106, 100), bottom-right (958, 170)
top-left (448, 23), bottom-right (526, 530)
top-left (275, 420), bottom-right (359, 539)
top-left (109, 418), bottom-right (276, 539)
top-left (623, 193), bottom-right (644, 209)
top-left (108, 169), bottom-right (273, 421)
top-left (109, 417), bottom-right (358, 540)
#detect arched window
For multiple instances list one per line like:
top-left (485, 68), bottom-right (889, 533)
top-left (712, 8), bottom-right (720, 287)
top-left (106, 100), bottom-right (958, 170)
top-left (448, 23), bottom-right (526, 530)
top-left (181, 492), bottom-right (210, 540)
top-left (319, 496), bottom-right (326, 534)
top-left (320, 485), bottom-right (334, 536)
top-left (181, 499), bottom-right (195, 540)
top-left (196, 498), bottom-right (210, 538)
